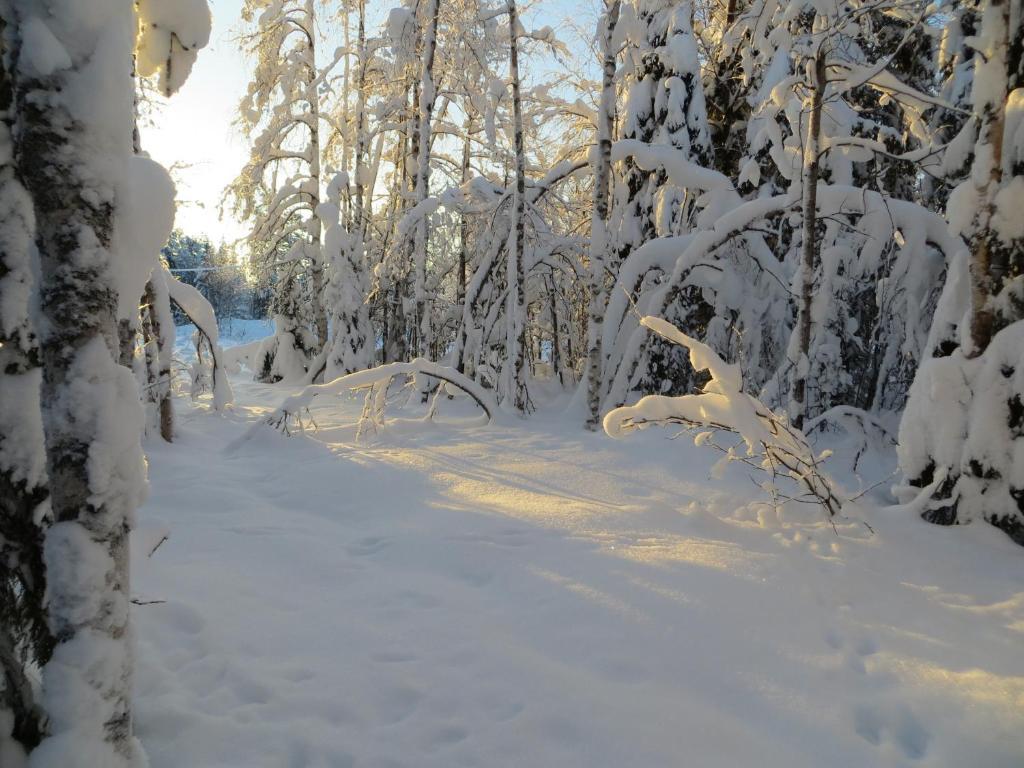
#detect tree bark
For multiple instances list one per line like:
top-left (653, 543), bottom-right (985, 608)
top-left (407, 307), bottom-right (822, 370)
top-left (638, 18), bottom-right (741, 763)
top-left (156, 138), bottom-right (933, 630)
top-left (967, 0), bottom-right (1012, 356)
top-left (456, 114), bottom-right (473, 373)
top-left (506, 0), bottom-right (530, 412)
top-left (586, 0), bottom-right (620, 429)
top-left (142, 279), bottom-right (174, 442)
top-left (790, 47), bottom-right (827, 429)
top-left (547, 272), bottom-right (563, 385)
top-left (0, 12), bottom-right (52, 750)
top-left (353, 0), bottom-right (369, 242)
top-left (15, 3), bottom-right (143, 760)
top-left (304, 0), bottom-right (328, 353)
top-left (413, 0), bottom-right (440, 358)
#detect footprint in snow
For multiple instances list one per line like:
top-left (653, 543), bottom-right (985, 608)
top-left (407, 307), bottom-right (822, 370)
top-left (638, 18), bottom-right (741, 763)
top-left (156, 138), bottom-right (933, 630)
top-left (288, 740), bottom-right (355, 768)
top-left (427, 725), bottom-right (469, 748)
top-left (854, 705), bottom-right (884, 745)
top-left (450, 563), bottom-right (494, 587)
top-left (855, 636), bottom-right (879, 657)
top-left (152, 601), bottom-right (206, 636)
top-left (894, 709), bottom-right (930, 759)
top-left (390, 589), bottom-right (441, 609)
top-left (483, 699), bottom-right (524, 723)
top-left (823, 626), bottom-right (844, 650)
top-left (854, 703), bottom-right (930, 759)
top-left (371, 650), bottom-right (417, 664)
top-left (823, 628), bottom-right (880, 674)
top-left (373, 685), bottom-right (422, 724)
top-left (227, 668), bottom-right (273, 705)
top-left (449, 529), bottom-right (533, 548)
top-left (282, 666), bottom-right (316, 683)
top-left (346, 536), bottom-right (391, 557)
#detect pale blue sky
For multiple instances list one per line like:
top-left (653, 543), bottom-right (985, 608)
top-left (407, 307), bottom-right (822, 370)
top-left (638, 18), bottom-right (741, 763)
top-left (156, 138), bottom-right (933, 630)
top-left (141, 0), bottom-right (597, 245)
top-left (141, 0), bottom-right (250, 244)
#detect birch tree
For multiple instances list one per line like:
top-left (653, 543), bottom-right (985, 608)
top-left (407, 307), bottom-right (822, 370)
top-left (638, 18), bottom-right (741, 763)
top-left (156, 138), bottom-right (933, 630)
top-left (586, 0), bottom-right (620, 428)
top-left (0, 5), bottom-right (50, 752)
top-left (503, 0), bottom-right (530, 411)
top-left (14, 2), bottom-right (148, 761)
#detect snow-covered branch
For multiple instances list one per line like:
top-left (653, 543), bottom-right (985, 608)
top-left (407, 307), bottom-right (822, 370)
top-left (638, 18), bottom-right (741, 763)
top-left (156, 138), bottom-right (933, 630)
top-left (605, 317), bottom-right (844, 517)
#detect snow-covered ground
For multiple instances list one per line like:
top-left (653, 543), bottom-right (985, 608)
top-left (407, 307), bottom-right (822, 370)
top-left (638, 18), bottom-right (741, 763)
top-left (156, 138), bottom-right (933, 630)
top-left (133, 331), bottom-right (1024, 768)
top-left (175, 318), bottom-right (274, 354)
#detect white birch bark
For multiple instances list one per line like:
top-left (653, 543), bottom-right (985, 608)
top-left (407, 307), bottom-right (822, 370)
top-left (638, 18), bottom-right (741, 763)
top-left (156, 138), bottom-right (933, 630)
top-left (586, 0), bottom-right (620, 429)
top-left (505, 0), bottom-right (530, 411)
top-left (14, 2), bottom-right (146, 762)
top-left (413, 0), bottom-right (440, 358)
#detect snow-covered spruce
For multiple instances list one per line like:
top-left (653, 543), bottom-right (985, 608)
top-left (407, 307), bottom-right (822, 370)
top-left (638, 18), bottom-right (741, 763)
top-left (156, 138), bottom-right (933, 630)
top-left (897, 0), bottom-right (1024, 544)
top-left (318, 173), bottom-right (372, 381)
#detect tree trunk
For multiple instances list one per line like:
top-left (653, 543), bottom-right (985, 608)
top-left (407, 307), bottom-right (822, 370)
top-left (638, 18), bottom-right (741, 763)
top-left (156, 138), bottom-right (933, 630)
top-left (413, 0), bottom-right (440, 358)
top-left (15, 3), bottom-right (144, 761)
top-left (456, 114), bottom-right (473, 373)
top-left (506, 0), bottom-right (530, 412)
top-left (353, 0), bottom-right (369, 241)
top-left (586, 0), bottom-right (620, 429)
top-left (967, 0), bottom-right (1013, 356)
top-left (117, 317), bottom-right (137, 367)
top-left (547, 273), bottom-right (563, 385)
top-left (142, 279), bottom-right (174, 442)
top-left (789, 47), bottom-right (827, 430)
top-left (304, 0), bottom-right (328, 353)
top-left (0, 13), bottom-right (51, 750)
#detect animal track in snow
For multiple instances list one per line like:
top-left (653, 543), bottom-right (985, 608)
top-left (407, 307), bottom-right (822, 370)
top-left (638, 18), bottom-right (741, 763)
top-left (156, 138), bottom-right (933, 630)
top-left (854, 703), bottom-right (930, 759)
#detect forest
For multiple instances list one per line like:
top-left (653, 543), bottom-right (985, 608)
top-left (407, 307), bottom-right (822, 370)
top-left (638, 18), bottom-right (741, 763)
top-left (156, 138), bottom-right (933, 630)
top-left (1, 0), bottom-right (1022, 765)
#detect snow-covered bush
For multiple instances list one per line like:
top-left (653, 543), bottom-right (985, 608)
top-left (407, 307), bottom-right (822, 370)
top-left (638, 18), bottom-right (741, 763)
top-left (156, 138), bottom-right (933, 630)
top-left (605, 316), bottom-right (843, 517)
top-left (896, 0), bottom-right (1024, 545)
top-left (896, 321), bottom-right (1024, 543)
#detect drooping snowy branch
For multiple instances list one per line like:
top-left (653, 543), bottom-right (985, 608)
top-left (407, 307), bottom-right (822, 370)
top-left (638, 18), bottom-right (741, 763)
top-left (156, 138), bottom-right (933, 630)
top-left (163, 268), bottom-right (234, 410)
top-left (240, 359), bottom-right (496, 443)
top-left (605, 316), bottom-right (843, 517)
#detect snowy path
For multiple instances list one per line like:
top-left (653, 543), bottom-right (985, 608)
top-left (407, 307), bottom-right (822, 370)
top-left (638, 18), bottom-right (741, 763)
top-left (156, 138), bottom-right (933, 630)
top-left (133, 377), bottom-right (1024, 768)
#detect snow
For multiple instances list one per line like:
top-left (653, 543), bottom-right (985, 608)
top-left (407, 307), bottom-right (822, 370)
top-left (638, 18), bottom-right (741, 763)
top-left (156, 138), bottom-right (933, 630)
top-left (897, 319), bottom-right (1024, 534)
top-left (992, 176), bottom-right (1024, 242)
top-left (0, 369), bottom-right (46, 491)
top-left (386, 7), bottom-right (416, 64)
top-left (175, 318), bottom-right (273, 350)
top-left (114, 156), bottom-right (177, 320)
top-left (136, 0), bottom-right (213, 96)
top-left (33, 337), bottom-right (147, 768)
top-left (164, 271), bottom-right (234, 409)
top-left (18, 17), bottom-right (71, 78)
top-left (127, 366), bottom-right (1024, 768)
top-left (7, 0), bottom-right (1024, 762)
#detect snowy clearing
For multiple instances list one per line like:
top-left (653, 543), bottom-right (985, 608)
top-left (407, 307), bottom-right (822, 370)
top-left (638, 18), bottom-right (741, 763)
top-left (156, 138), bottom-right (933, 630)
top-left (132, 368), bottom-right (1024, 768)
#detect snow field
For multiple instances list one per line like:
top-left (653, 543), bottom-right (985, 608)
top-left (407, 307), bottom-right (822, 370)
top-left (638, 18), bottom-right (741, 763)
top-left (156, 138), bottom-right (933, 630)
top-left (129, 363), bottom-right (1024, 768)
